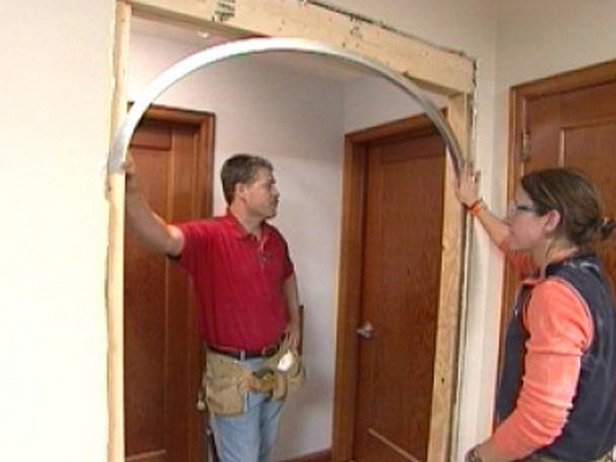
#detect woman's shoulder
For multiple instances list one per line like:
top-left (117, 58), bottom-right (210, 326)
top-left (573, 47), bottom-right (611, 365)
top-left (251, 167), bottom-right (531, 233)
top-left (528, 277), bottom-right (593, 349)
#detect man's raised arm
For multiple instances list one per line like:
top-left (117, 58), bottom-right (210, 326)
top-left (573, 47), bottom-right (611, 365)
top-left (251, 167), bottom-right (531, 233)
top-left (124, 155), bottom-right (184, 257)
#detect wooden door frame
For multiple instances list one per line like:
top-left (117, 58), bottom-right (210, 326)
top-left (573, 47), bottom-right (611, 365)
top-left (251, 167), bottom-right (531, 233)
top-left (333, 112), bottom-right (464, 462)
top-left (501, 59), bottom-right (616, 371)
top-left (108, 2), bottom-right (474, 461)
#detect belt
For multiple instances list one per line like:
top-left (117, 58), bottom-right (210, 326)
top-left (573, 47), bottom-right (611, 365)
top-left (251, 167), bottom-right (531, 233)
top-left (207, 342), bottom-right (281, 361)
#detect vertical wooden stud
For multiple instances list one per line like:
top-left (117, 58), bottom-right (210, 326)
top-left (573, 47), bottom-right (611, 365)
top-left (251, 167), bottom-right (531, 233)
top-left (427, 93), bottom-right (471, 462)
top-left (107, 2), bottom-right (131, 462)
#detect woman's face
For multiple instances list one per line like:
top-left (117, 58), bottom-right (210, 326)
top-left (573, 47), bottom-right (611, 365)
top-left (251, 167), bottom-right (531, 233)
top-left (507, 187), bottom-right (550, 252)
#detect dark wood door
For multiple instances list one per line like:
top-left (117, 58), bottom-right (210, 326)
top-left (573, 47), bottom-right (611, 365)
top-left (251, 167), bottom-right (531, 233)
top-left (353, 128), bottom-right (445, 462)
top-left (124, 107), bottom-right (214, 462)
top-left (504, 60), bottom-right (616, 348)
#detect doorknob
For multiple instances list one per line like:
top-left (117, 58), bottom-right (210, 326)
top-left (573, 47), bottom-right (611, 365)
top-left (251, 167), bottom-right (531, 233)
top-left (356, 321), bottom-right (374, 339)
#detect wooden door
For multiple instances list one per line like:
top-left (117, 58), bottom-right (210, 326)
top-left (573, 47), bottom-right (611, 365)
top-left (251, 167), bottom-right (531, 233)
top-left (124, 106), bottom-right (214, 462)
top-left (347, 118), bottom-right (445, 462)
top-left (504, 60), bottom-right (616, 346)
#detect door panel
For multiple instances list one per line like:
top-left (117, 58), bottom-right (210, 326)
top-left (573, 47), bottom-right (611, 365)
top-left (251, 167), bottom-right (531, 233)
top-left (124, 109), bottom-right (213, 462)
top-left (563, 120), bottom-right (616, 288)
top-left (125, 127), bottom-right (169, 456)
top-left (522, 95), bottom-right (561, 171)
top-left (354, 132), bottom-right (445, 462)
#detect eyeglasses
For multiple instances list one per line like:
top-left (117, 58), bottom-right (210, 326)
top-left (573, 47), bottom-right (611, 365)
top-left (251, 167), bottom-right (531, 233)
top-left (507, 202), bottom-right (537, 217)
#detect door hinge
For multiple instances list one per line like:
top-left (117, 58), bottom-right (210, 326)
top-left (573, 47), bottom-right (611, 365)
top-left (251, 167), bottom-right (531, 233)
top-left (520, 129), bottom-right (532, 162)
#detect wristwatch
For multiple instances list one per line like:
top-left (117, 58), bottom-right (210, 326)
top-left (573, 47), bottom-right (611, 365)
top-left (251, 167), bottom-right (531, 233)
top-left (465, 446), bottom-right (483, 462)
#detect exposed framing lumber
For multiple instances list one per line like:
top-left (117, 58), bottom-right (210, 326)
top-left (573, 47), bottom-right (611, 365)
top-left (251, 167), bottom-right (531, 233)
top-left (108, 1), bottom-right (475, 461)
top-left (107, 2), bottom-right (131, 462)
top-left (126, 0), bottom-right (475, 95)
top-left (428, 93), bottom-right (472, 461)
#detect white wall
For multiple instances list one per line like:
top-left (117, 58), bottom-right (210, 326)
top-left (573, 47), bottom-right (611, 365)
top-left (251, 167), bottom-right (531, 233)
top-left (344, 75), bottom-right (447, 133)
top-left (496, 0), bottom-right (616, 88)
top-left (129, 32), bottom-right (346, 459)
top-left (0, 1), bottom-right (113, 461)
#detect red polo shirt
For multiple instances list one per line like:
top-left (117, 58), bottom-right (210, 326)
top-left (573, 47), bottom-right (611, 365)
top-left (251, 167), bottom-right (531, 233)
top-left (176, 212), bottom-right (294, 351)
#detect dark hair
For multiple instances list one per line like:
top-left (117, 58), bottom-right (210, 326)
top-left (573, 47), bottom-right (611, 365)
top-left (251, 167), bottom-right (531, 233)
top-left (220, 154), bottom-right (273, 205)
top-left (521, 168), bottom-right (615, 247)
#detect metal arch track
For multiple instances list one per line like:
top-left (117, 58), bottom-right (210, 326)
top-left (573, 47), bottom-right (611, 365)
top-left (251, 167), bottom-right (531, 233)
top-left (108, 37), bottom-right (464, 175)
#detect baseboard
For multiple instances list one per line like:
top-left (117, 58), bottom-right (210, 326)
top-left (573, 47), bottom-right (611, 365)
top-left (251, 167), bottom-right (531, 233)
top-left (280, 449), bottom-right (332, 462)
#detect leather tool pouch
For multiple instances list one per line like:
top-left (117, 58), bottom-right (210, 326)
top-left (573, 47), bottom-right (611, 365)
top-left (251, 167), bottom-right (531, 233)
top-left (202, 352), bottom-right (250, 416)
top-left (199, 339), bottom-right (306, 415)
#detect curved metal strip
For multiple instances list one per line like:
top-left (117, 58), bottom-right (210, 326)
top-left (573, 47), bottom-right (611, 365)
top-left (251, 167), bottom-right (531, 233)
top-left (109, 37), bottom-right (464, 175)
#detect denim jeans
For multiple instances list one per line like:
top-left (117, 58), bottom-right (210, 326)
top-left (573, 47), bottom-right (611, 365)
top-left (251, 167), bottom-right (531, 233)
top-left (208, 357), bottom-right (284, 462)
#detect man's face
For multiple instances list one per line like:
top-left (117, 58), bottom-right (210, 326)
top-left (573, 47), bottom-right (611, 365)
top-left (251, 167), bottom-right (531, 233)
top-left (238, 167), bottom-right (280, 220)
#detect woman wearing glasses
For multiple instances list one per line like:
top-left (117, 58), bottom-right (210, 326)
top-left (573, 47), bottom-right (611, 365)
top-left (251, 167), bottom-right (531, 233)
top-left (457, 166), bottom-right (616, 462)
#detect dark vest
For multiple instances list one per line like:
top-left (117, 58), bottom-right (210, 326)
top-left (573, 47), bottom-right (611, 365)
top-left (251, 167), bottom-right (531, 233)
top-left (496, 253), bottom-right (616, 461)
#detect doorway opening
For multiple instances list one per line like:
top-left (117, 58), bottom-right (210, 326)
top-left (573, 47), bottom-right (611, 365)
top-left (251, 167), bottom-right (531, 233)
top-left (108, 3), bottom-right (475, 461)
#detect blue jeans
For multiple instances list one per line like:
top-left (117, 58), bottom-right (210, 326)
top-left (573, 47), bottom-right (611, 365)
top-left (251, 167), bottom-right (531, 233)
top-left (208, 357), bottom-right (284, 462)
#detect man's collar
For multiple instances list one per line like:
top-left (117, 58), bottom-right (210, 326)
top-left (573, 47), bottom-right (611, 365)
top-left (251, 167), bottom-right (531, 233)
top-left (222, 210), bottom-right (271, 241)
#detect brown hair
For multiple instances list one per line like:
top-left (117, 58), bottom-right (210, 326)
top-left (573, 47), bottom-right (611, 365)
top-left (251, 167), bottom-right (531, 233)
top-left (220, 154), bottom-right (273, 205)
top-left (521, 168), bottom-right (615, 247)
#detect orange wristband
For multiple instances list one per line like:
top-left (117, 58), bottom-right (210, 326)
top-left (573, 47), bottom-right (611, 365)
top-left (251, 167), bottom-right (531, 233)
top-left (468, 199), bottom-right (484, 217)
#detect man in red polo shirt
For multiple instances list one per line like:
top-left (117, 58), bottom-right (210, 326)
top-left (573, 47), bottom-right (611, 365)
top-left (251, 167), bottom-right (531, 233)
top-left (125, 153), bottom-right (301, 462)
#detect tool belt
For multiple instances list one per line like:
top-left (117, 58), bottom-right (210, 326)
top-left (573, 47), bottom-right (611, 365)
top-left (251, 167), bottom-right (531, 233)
top-left (197, 339), bottom-right (305, 416)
